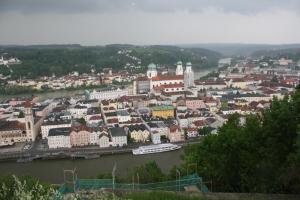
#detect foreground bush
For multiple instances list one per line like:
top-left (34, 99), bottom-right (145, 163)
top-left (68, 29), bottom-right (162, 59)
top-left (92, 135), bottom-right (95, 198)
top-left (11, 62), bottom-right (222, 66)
top-left (0, 175), bottom-right (57, 200)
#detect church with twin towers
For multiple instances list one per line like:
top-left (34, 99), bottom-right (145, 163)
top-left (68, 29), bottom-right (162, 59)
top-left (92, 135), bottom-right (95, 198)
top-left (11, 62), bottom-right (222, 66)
top-left (135, 61), bottom-right (195, 94)
top-left (175, 61), bottom-right (195, 89)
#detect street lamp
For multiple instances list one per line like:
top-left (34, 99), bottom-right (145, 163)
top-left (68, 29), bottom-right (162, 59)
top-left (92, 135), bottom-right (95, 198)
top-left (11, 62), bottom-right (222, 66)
top-left (136, 173), bottom-right (140, 190)
top-left (63, 168), bottom-right (77, 193)
top-left (187, 163), bottom-right (197, 175)
top-left (112, 163), bottom-right (117, 190)
top-left (176, 169), bottom-right (181, 192)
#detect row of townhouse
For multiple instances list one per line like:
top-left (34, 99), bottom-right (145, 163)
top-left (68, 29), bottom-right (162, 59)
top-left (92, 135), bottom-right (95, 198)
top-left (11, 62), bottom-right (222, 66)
top-left (48, 126), bottom-right (128, 149)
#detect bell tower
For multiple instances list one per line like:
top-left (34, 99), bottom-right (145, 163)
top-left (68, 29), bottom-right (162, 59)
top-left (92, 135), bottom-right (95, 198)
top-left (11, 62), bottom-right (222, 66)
top-left (176, 61), bottom-right (183, 75)
top-left (24, 101), bottom-right (35, 141)
top-left (184, 62), bottom-right (195, 89)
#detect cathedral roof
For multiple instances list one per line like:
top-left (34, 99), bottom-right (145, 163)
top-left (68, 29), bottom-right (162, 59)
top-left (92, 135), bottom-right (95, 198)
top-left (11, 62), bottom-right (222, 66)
top-left (151, 75), bottom-right (183, 81)
top-left (147, 63), bottom-right (157, 70)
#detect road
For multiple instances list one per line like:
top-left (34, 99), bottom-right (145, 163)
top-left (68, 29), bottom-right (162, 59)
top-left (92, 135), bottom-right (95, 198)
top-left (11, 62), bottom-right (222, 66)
top-left (0, 138), bottom-right (203, 162)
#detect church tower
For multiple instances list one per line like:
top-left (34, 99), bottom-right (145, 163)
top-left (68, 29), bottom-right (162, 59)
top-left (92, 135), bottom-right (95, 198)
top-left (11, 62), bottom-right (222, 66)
top-left (184, 62), bottom-right (195, 89)
top-left (176, 61), bottom-right (183, 75)
top-left (146, 63), bottom-right (158, 78)
top-left (24, 101), bottom-right (35, 141)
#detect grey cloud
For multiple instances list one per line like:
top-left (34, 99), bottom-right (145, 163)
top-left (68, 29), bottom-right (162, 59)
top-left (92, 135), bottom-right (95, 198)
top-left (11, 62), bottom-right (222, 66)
top-left (0, 0), bottom-right (299, 15)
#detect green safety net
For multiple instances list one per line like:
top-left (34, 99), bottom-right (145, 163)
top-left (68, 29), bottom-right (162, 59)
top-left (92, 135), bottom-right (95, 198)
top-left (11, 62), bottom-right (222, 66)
top-left (57, 173), bottom-right (209, 198)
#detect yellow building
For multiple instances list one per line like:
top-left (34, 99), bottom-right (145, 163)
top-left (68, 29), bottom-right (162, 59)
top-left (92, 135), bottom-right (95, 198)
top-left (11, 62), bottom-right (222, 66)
top-left (127, 124), bottom-right (150, 142)
top-left (151, 105), bottom-right (175, 119)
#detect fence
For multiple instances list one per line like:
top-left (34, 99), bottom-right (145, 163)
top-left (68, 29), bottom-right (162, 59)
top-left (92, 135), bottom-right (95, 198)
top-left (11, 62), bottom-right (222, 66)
top-left (57, 173), bottom-right (209, 198)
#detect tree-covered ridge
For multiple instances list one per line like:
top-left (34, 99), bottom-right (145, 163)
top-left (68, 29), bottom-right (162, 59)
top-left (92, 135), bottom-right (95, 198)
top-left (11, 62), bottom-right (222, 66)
top-left (0, 45), bottom-right (221, 79)
top-left (251, 47), bottom-right (300, 61)
top-left (183, 88), bottom-right (300, 194)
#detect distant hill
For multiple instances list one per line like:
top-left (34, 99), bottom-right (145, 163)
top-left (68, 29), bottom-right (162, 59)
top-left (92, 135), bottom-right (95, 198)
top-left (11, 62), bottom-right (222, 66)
top-left (0, 44), bottom-right (221, 79)
top-left (251, 48), bottom-right (300, 61)
top-left (179, 43), bottom-right (300, 57)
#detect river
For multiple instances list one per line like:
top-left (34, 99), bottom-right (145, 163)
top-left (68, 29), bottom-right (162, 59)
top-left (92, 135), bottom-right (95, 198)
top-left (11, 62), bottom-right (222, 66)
top-left (0, 89), bottom-right (85, 102)
top-left (0, 149), bottom-right (184, 184)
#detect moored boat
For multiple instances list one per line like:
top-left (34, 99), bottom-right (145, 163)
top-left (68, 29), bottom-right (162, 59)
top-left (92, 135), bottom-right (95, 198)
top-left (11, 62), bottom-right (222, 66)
top-left (132, 143), bottom-right (181, 155)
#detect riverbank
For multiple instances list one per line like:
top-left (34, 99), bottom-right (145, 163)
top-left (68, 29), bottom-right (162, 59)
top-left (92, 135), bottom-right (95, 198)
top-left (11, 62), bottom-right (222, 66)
top-left (0, 89), bottom-right (85, 101)
top-left (0, 139), bottom-right (201, 163)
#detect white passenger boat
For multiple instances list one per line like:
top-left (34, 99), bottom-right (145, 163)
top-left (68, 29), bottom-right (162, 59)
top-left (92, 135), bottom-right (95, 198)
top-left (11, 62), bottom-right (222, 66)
top-left (132, 143), bottom-right (181, 155)
top-left (0, 141), bottom-right (15, 147)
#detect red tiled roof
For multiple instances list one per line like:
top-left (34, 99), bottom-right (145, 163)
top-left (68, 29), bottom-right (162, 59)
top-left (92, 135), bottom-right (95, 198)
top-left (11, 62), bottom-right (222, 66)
top-left (193, 120), bottom-right (206, 127)
top-left (170, 125), bottom-right (180, 132)
top-left (0, 121), bottom-right (26, 130)
top-left (71, 125), bottom-right (91, 132)
top-left (89, 115), bottom-right (102, 120)
top-left (107, 118), bottom-right (119, 123)
top-left (136, 76), bottom-right (150, 81)
top-left (151, 75), bottom-right (183, 81)
top-left (24, 100), bottom-right (32, 108)
top-left (186, 127), bottom-right (198, 132)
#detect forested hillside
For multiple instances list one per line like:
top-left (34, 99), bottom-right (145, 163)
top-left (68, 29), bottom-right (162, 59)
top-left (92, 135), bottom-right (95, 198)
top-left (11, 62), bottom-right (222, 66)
top-left (251, 48), bottom-right (300, 61)
top-left (0, 45), bottom-right (221, 79)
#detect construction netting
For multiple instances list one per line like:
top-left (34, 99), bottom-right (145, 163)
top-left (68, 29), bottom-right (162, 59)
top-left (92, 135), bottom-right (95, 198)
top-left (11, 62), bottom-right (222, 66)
top-left (57, 173), bottom-right (209, 198)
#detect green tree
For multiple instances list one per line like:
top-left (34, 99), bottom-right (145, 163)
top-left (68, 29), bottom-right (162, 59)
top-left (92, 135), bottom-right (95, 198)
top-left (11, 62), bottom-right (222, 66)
top-left (184, 130), bottom-right (188, 140)
top-left (18, 111), bottom-right (25, 118)
top-left (183, 88), bottom-right (300, 194)
top-left (198, 126), bottom-right (212, 136)
top-left (129, 161), bottom-right (165, 183)
top-left (76, 117), bottom-right (86, 125)
top-left (0, 175), bottom-right (56, 199)
top-left (127, 133), bottom-right (135, 144)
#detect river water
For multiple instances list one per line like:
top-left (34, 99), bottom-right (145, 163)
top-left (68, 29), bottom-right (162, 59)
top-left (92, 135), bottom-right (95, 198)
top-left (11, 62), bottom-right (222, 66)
top-left (0, 149), bottom-right (184, 184)
top-left (0, 89), bottom-right (85, 101)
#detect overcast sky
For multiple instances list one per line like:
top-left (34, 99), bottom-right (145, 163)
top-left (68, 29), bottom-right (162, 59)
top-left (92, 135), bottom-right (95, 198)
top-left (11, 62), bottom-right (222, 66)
top-left (0, 0), bottom-right (299, 45)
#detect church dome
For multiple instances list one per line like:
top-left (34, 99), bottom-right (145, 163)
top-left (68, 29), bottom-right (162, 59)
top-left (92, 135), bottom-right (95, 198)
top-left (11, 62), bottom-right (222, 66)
top-left (148, 63), bottom-right (157, 70)
top-left (177, 61), bottom-right (182, 65)
top-left (186, 62), bottom-right (192, 66)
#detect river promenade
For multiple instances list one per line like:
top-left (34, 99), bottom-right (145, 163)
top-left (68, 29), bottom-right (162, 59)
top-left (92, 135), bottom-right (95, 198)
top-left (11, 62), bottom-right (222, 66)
top-left (0, 138), bottom-right (202, 163)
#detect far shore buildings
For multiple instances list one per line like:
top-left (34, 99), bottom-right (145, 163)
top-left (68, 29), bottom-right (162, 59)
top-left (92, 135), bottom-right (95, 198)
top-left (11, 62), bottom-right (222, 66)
top-left (109, 127), bottom-right (127, 147)
top-left (0, 101), bottom-right (42, 143)
top-left (1, 56), bottom-right (297, 150)
top-left (47, 127), bottom-right (71, 149)
top-left (86, 88), bottom-right (129, 101)
top-left (41, 118), bottom-right (72, 139)
top-left (127, 124), bottom-right (150, 142)
top-left (70, 126), bottom-right (91, 147)
top-left (135, 62), bottom-right (194, 94)
top-left (151, 105), bottom-right (175, 119)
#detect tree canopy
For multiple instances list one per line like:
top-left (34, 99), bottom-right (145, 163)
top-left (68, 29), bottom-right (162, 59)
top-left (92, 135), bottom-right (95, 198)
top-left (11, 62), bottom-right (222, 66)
top-left (183, 89), bottom-right (300, 194)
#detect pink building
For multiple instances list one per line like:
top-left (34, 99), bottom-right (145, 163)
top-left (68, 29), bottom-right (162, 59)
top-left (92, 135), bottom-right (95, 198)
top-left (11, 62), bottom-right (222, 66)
top-left (168, 125), bottom-right (183, 142)
top-left (9, 96), bottom-right (38, 106)
top-left (185, 98), bottom-right (206, 110)
top-left (70, 125), bottom-right (91, 147)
